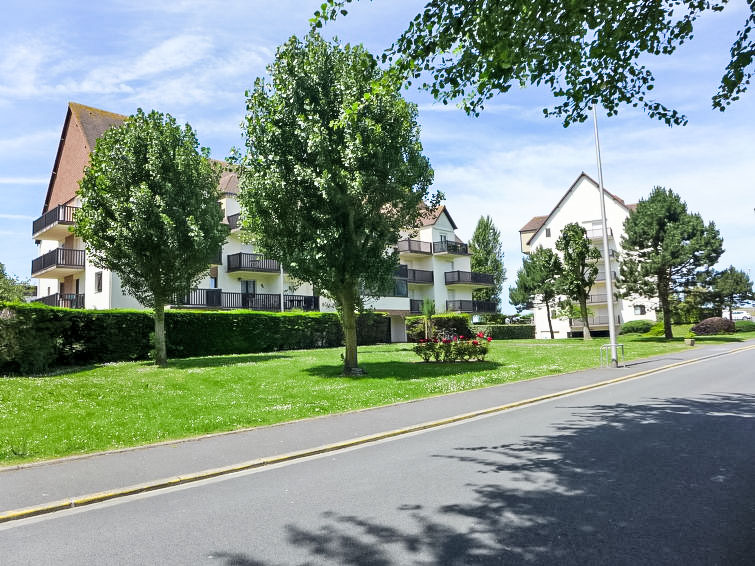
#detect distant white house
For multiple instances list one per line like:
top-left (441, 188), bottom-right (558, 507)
top-left (519, 173), bottom-right (657, 339)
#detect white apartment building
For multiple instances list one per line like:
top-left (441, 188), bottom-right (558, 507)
top-left (518, 173), bottom-right (656, 339)
top-left (31, 102), bottom-right (495, 342)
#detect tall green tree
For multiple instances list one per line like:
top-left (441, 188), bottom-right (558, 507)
top-left (316, 1), bottom-right (754, 125)
top-left (469, 215), bottom-right (505, 307)
top-left (236, 34), bottom-right (435, 375)
top-left (0, 263), bottom-right (30, 302)
top-left (75, 109), bottom-right (227, 367)
top-left (618, 187), bottom-right (723, 339)
top-left (509, 247), bottom-right (563, 339)
top-left (712, 266), bottom-right (754, 320)
top-left (555, 223), bottom-right (601, 340)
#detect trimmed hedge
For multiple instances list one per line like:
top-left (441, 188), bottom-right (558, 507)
top-left (471, 324), bottom-right (535, 340)
top-left (406, 313), bottom-right (472, 342)
top-left (690, 317), bottom-right (735, 336)
top-left (0, 303), bottom-right (390, 374)
top-left (644, 321), bottom-right (666, 337)
top-left (735, 320), bottom-right (755, 333)
top-left (621, 319), bottom-right (655, 334)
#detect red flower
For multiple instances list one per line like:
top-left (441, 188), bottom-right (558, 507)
top-left (442, 339), bottom-right (450, 344)
top-left (433, 338), bottom-right (439, 343)
top-left (477, 331), bottom-right (484, 338)
top-left (459, 335), bottom-right (464, 340)
top-left (486, 336), bottom-right (492, 342)
top-left (472, 340), bottom-right (479, 345)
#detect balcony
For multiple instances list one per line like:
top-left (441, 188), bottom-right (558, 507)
top-left (587, 293), bottom-right (616, 304)
top-left (31, 248), bottom-right (85, 278)
top-left (446, 300), bottom-right (497, 313)
top-left (407, 268), bottom-right (433, 284)
top-left (33, 293), bottom-right (85, 309)
top-left (32, 204), bottom-right (78, 240)
top-left (178, 289), bottom-right (319, 311)
top-left (444, 271), bottom-right (494, 287)
top-left (226, 253), bottom-right (280, 273)
top-left (410, 299), bottom-right (423, 313)
top-left (227, 213), bottom-right (241, 231)
top-left (595, 271), bottom-right (618, 282)
top-left (571, 315), bottom-right (620, 328)
top-left (433, 240), bottom-right (469, 255)
top-left (395, 264), bottom-right (409, 278)
top-left (397, 239), bottom-right (432, 255)
top-left (585, 227), bottom-right (613, 240)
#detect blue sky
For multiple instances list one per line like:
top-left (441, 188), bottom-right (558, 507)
top-left (1, 0), bottom-right (753, 307)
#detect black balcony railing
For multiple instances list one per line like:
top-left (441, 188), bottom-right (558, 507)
top-left (444, 271), bottom-right (494, 286)
top-left (397, 239), bottom-right (432, 254)
top-left (446, 299), bottom-right (497, 313)
top-left (433, 240), bottom-right (469, 255)
top-left (31, 248), bottom-right (85, 276)
top-left (570, 315), bottom-right (621, 327)
top-left (227, 213), bottom-right (241, 230)
top-left (408, 269), bottom-right (433, 284)
top-left (33, 293), bottom-right (85, 309)
top-left (178, 289), bottom-right (319, 311)
top-left (226, 253), bottom-right (280, 273)
top-left (410, 299), bottom-right (423, 313)
top-left (32, 205), bottom-right (78, 236)
top-left (395, 264), bottom-right (409, 278)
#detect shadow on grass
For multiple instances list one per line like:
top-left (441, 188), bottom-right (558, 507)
top-left (167, 353), bottom-right (292, 369)
top-left (213, 393), bottom-right (755, 565)
top-left (304, 360), bottom-right (502, 380)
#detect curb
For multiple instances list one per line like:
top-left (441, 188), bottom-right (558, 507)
top-left (2, 342), bottom-right (753, 524)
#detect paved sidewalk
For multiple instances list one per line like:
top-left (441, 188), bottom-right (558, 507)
top-left (2, 339), bottom-right (752, 514)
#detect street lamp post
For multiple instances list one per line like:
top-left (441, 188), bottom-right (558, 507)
top-left (592, 104), bottom-right (619, 367)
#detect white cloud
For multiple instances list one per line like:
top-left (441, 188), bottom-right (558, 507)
top-left (0, 177), bottom-right (48, 185)
top-left (0, 213), bottom-right (34, 221)
top-left (0, 130), bottom-right (59, 153)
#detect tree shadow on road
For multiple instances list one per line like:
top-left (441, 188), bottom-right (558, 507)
top-left (212, 392), bottom-right (755, 565)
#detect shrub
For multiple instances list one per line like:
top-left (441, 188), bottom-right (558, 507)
top-left (0, 303), bottom-right (390, 374)
top-left (621, 319), bottom-right (655, 334)
top-left (734, 319), bottom-right (755, 333)
top-left (406, 313), bottom-right (472, 342)
top-left (411, 334), bottom-right (491, 362)
top-left (471, 324), bottom-right (535, 340)
top-left (690, 317), bottom-right (736, 336)
top-left (644, 321), bottom-right (666, 337)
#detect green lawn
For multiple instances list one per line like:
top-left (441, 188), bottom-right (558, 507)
top-left (2, 329), bottom-right (753, 465)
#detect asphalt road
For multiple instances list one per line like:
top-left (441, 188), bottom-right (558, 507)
top-left (2, 348), bottom-right (753, 565)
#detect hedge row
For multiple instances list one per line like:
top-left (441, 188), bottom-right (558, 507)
top-left (0, 303), bottom-right (390, 374)
top-left (471, 324), bottom-right (535, 340)
top-left (406, 313), bottom-right (472, 342)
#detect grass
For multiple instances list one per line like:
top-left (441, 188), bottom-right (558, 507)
top-left (1, 328), bottom-right (753, 465)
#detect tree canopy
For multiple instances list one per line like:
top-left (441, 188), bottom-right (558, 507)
top-left (469, 215), bottom-right (505, 307)
top-left (712, 265), bottom-right (754, 319)
top-left (75, 109), bottom-right (226, 366)
top-left (236, 33), bottom-right (436, 374)
top-left (0, 263), bottom-right (31, 303)
top-left (555, 223), bottom-right (601, 339)
top-left (316, 0), bottom-right (755, 126)
top-left (618, 186), bottom-right (723, 338)
top-left (509, 246), bottom-right (563, 339)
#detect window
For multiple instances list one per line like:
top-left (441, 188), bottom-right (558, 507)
top-left (95, 271), bottom-right (102, 293)
top-left (241, 280), bottom-right (256, 295)
top-left (634, 305), bottom-right (646, 315)
top-left (545, 228), bottom-right (551, 237)
top-left (209, 276), bottom-right (218, 289)
top-left (440, 234), bottom-right (447, 243)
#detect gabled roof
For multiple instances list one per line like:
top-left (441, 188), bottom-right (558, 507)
top-left (523, 172), bottom-right (635, 246)
top-left (519, 215), bottom-right (548, 233)
top-left (69, 102), bottom-right (127, 150)
top-left (420, 204), bottom-right (458, 230)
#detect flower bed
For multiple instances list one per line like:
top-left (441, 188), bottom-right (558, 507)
top-left (412, 332), bottom-right (492, 362)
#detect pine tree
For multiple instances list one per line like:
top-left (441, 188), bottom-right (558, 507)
top-left (469, 216), bottom-right (505, 307)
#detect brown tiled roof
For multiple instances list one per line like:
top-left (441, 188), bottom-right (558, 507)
top-left (218, 170), bottom-right (239, 195)
top-left (519, 215), bottom-right (548, 233)
top-left (626, 203), bottom-right (638, 212)
top-left (419, 204), bottom-right (458, 229)
top-left (69, 102), bottom-right (127, 150)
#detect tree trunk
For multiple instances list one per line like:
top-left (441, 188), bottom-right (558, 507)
top-left (339, 288), bottom-right (362, 375)
top-left (580, 298), bottom-right (592, 340)
top-left (154, 303), bottom-right (167, 367)
top-left (658, 274), bottom-right (673, 339)
top-left (545, 299), bottom-right (554, 339)
top-left (729, 304), bottom-right (733, 321)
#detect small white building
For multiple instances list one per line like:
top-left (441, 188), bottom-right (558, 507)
top-left (518, 173), bottom-right (656, 339)
top-left (30, 102), bottom-right (496, 342)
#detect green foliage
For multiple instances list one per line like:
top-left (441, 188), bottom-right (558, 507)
top-left (735, 320), bottom-right (755, 333)
top-left (645, 321), bottom-right (667, 337)
top-left (412, 336), bottom-right (490, 363)
top-left (669, 287), bottom-right (721, 324)
top-left (469, 215), bottom-right (505, 306)
top-left (316, 1), bottom-right (754, 125)
top-left (0, 303), bottom-right (389, 374)
top-left (406, 313), bottom-right (472, 342)
top-left (620, 319), bottom-right (655, 334)
top-left (509, 246), bottom-right (563, 338)
top-left (711, 266), bottom-right (754, 318)
top-left (75, 108), bottom-right (227, 366)
top-left (236, 33), bottom-right (436, 373)
top-left (0, 263), bottom-right (31, 302)
top-left (471, 324), bottom-right (535, 340)
top-left (690, 317), bottom-right (735, 336)
top-left (556, 223), bottom-right (601, 339)
top-left (619, 187), bottom-right (723, 339)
